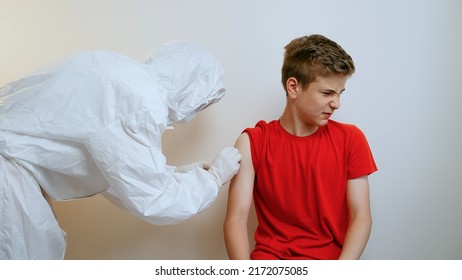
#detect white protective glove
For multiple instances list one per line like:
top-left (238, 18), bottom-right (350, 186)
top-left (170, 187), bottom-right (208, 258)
top-left (207, 147), bottom-right (241, 186)
top-left (175, 161), bottom-right (210, 173)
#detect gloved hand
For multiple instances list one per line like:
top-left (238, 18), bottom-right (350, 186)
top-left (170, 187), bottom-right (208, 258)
top-left (175, 161), bottom-right (210, 173)
top-left (207, 147), bottom-right (241, 186)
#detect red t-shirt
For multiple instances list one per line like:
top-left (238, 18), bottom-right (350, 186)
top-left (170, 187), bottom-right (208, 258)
top-left (244, 120), bottom-right (378, 260)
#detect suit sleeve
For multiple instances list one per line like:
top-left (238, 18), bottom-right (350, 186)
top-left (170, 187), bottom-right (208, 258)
top-left (85, 109), bottom-right (220, 225)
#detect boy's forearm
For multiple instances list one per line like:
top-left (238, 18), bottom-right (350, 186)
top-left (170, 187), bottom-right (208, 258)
top-left (338, 216), bottom-right (372, 260)
top-left (224, 220), bottom-right (251, 260)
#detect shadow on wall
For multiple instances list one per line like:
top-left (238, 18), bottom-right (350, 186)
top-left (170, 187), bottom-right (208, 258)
top-left (53, 193), bottom-right (230, 259)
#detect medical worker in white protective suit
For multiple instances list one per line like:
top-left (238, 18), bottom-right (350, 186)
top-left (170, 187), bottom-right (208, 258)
top-left (0, 41), bottom-right (241, 259)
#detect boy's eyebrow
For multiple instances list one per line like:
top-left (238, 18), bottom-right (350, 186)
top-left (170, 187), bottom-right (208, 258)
top-left (321, 88), bottom-right (346, 94)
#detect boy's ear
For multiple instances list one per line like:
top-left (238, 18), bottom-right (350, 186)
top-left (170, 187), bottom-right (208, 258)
top-left (286, 77), bottom-right (299, 99)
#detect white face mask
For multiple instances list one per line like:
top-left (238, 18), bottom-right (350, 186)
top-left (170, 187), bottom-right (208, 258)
top-left (169, 95), bottom-right (221, 124)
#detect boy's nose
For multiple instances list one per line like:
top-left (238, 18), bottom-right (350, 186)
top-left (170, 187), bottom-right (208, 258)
top-left (329, 95), bottom-right (340, 109)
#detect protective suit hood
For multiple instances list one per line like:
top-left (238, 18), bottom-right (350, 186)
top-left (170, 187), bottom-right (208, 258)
top-left (145, 41), bottom-right (225, 124)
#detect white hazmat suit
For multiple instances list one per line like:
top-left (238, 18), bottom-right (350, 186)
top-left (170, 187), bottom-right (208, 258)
top-left (0, 41), bottom-right (241, 259)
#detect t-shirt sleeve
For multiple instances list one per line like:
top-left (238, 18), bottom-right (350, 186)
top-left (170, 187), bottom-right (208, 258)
top-left (347, 126), bottom-right (378, 179)
top-left (243, 120), bottom-right (265, 173)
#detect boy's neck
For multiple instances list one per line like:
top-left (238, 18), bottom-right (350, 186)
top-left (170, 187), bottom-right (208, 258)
top-left (279, 111), bottom-right (319, 137)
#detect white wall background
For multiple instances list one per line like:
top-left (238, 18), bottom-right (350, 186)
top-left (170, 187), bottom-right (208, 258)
top-left (1, 0), bottom-right (461, 260)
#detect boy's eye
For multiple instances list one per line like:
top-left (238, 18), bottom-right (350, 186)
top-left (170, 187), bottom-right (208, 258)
top-left (322, 91), bottom-right (343, 96)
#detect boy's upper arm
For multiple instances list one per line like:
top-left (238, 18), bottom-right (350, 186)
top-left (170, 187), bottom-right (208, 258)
top-left (346, 176), bottom-right (371, 219)
top-left (226, 132), bottom-right (255, 219)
